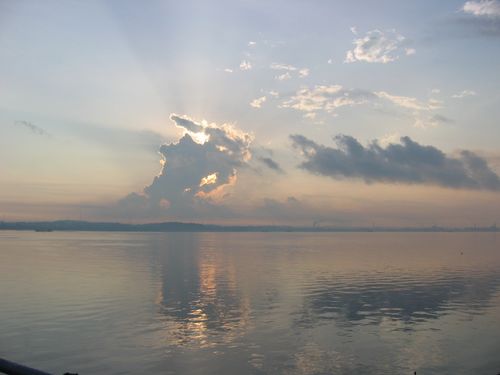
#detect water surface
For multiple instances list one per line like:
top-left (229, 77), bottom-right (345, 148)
top-left (1, 231), bottom-right (499, 374)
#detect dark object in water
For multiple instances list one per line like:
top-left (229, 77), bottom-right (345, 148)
top-left (0, 357), bottom-right (53, 375)
top-left (34, 229), bottom-right (53, 232)
top-left (0, 357), bottom-right (77, 375)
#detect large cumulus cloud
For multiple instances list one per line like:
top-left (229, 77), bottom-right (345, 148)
top-left (118, 114), bottom-right (252, 218)
top-left (291, 134), bottom-right (500, 190)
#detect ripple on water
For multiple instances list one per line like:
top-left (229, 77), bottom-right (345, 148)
top-left (1, 231), bottom-right (500, 375)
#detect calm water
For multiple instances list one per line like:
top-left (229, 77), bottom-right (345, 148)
top-left (1, 231), bottom-right (499, 375)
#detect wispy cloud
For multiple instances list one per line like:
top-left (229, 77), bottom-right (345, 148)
top-left (298, 68), bottom-right (310, 77)
top-left (270, 63), bottom-right (297, 71)
top-left (452, 89), bottom-right (477, 98)
top-left (14, 120), bottom-right (50, 136)
top-left (277, 72), bottom-right (292, 81)
top-left (375, 91), bottom-right (439, 110)
top-left (281, 85), bottom-right (376, 115)
top-left (414, 114), bottom-right (454, 129)
top-left (250, 96), bottom-right (267, 108)
top-left (270, 62), bottom-right (310, 80)
top-left (281, 85), bottom-right (441, 121)
top-left (291, 134), bottom-right (500, 190)
top-left (258, 157), bottom-right (284, 174)
top-left (405, 48), bottom-right (417, 55)
top-left (345, 29), bottom-right (414, 64)
top-left (239, 60), bottom-right (252, 70)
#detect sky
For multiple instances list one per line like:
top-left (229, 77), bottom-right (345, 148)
top-left (1, 0), bottom-right (500, 226)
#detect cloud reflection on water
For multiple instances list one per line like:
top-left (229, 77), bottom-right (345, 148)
top-left (294, 270), bottom-right (500, 329)
top-left (149, 233), bottom-right (500, 374)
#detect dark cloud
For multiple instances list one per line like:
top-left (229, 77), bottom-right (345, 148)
top-left (437, 2), bottom-right (500, 39)
top-left (118, 114), bottom-right (252, 218)
top-left (258, 156), bottom-right (284, 173)
top-left (291, 134), bottom-right (500, 190)
top-left (454, 15), bottom-right (500, 36)
top-left (170, 114), bottom-right (204, 133)
top-left (14, 120), bottom-right (50, 136)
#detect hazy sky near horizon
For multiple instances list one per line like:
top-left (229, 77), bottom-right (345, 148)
top-left (1, 0), bottom-right (500, 225)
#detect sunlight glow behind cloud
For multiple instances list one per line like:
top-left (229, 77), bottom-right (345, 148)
top-left (116, 114), bottom-right (252, 219)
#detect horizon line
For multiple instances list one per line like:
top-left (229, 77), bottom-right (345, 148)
top-left (0, 220), bottom-right (498, 233)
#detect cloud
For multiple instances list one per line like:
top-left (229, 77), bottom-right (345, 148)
top-left (270, 62), bottom-right (310, 80)
top-left (378, 133), bottom-right (402, 147)
top-left (453, 1), bottom-right (500, 36)
top-left (405, 48), bottom-right (417, 55)
top-left (463, 0), bottom-right (500, 17)
top-left (298, 68), bottom-right (310, 77)
top-left (276, 72), bottom-right (292, 81)
top-left (281, 85), bottom-right (376, 116)
top-left (375, 91), bottom-right (439, 110)
top-left (429, 114), bottom-right (454, 124)
top-left (239, 60), bottom-right (252, 70)
top-left (281, 85), bottom-right (439, 120)
top-left (257, 157), bottom-right (284, 173)
top-left (118, 114), bottom-right (253, 218)
top-left (299, 269), bottom-right (500, 330)
top-left (290, 133), bottom-right (500, 190)
top-left (345, 29), bottom-right (414, 64)
top-left (170, 114), bottom-right (204, 133)
top-left (452, 89), bottom-right (477, 98)
top-left (270, 63), bottom-right (297, 71)
top-left (414, 114), bottom-right (454, 129)
top-left (224, 68), bottom-right (233, 73)
top-left (14, 120), bottom-right (50, 136)
top-left (250, 96), bottom-right (267, 108)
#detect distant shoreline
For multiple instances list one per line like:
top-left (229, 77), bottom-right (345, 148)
top-left (0, 220), bottom-right (498, 233)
